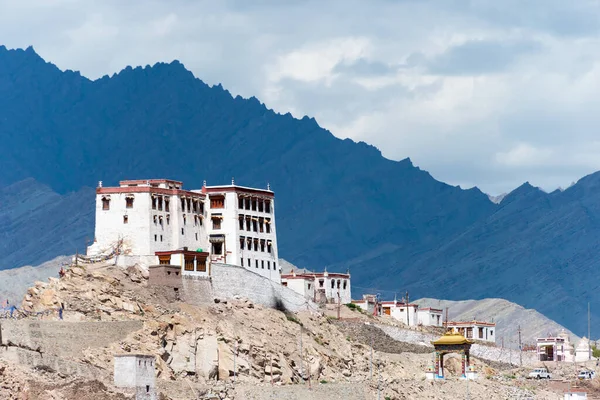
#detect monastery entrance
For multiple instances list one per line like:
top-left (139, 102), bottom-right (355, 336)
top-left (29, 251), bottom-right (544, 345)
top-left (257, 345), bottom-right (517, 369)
top-left (431, 332), bottom-right (473, 379)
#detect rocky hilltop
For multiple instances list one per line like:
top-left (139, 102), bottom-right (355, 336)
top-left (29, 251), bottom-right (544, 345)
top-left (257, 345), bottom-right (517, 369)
top-left (0, 262), bottom-right (593, 399)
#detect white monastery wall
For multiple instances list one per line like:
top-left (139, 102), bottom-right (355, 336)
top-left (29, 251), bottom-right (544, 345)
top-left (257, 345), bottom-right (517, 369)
top-left (207, 189), bottom-right (280, 282)
top-left (210, 263), bottom-right (313, 312)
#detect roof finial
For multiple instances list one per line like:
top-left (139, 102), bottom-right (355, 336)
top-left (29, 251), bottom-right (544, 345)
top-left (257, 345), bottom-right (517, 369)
top-left (98, 181), bottom-right (103, 188)
top-left (267, 182), bottom-right (271, 191)
top-left (203, 180), bottom-right (207, 188)
top-left (232, 177), bottom-right (235, 185)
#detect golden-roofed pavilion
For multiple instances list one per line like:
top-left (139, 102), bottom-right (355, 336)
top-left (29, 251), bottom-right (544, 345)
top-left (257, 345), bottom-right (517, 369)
top-left (431, 332), bottom-right (474, 379)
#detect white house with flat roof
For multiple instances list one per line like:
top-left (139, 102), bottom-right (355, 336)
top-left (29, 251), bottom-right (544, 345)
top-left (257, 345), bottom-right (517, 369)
top-left (416, 307), bottom-right (444, 327)
top-left (446, 320), bottom-right (496, 344)
top-left (281, 269), bottom-right (351, 304)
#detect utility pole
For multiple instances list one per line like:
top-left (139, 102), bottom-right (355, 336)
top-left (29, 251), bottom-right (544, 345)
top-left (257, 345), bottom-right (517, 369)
top-left (233, 340), bottom-right (238, 384)
top-left (518, 325), bottom-right (523, 367)
top-left (270, 353), bottom-right (274, 386)
top-left (337, 292), bottom-right (341, 320)
top-left (589, 302), bottom-right (592, 361)
top-left (406, 290), bottom-right (410, 326)
top-left (370, 334), bottom-right (374, 380)
top-left (377, 359), bottom-right (381, 400)
top-left (299, 325), bottom-right (304, 383)
top-left (444, 307), bottom-right (449, 330)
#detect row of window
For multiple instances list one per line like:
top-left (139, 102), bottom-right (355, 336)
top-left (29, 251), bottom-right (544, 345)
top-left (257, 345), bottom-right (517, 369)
top-left (241, 258), bottom-right (277, 271)
top-left (239, 236), bottom-right (273, 253)
top-left (316, 278), bottom-right (348, 290)
top-left (238, 215), bottom-right (271, 233)
top-left (237, 196), bottom-right (272, 213)
top-left (153, 232), bottom-right (201, 242)
top-left (122, 214), bottom-right (204, 228)
top-left (101, 195), bottom-right (205, 214)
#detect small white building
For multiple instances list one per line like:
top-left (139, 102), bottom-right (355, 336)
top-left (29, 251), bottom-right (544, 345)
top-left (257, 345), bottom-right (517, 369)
top-left (155, 249), bottom-right (210, 277)
top-left (536, 330), bottom-right (574, 362)
top-left (352, 294), bottom-right (378, 315)
top-left (114, 354), bottom-right (156, 400)
top-left (575, 337), bottom-right (592, 362)
top-left (416, 307), bottom-right (444, 327)
top-left (380, 300), bottom-right (419, 326)
top-left (446, 321), bottom-right (496, 344)
top-left (565, 388), bottom-right (587, 399)
top-left (281, 270), bottom-right (351, 304)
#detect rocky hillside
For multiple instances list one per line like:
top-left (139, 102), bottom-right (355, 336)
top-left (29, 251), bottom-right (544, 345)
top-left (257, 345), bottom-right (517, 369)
top-left (415, 298), bottom-right (580, 349)
top-left (0, 261), bottom-right (577, 399)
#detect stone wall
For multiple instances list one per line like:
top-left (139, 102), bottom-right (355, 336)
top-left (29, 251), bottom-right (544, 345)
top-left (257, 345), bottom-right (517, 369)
top-left (0, 320), bottom-right (143, 358)
top-left (148, 265), bottom-right (183, 288)
top-left (181, 275), bottom-right (214, 305)
top-left (0, 346), bottom-right (105, 379)
top-left (210, 263), bottom-right (314, 312)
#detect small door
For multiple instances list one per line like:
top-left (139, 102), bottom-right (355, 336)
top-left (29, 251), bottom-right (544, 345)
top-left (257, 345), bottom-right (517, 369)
top-left (384, 307), bottom-right (391, 315)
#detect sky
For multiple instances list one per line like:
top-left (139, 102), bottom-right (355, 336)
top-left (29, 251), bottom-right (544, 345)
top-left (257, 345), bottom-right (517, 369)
top-left (1, 0), bottom-right (600, 195)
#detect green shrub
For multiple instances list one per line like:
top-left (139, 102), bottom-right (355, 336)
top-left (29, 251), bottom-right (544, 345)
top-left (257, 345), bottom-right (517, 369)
top-left (320, 380), bottom-right (328, 384)
top-left (286, 314), bottom-right (303, 326)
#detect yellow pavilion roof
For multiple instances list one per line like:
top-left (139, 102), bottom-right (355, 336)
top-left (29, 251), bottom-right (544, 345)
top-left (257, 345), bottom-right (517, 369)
top-left (432, 332), bottom-right (474, 346)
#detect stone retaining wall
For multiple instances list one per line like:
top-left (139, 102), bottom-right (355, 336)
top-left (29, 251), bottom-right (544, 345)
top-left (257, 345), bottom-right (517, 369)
top-left (0, 346), bottom-right (106, 379)
top-left (210, 263), bottom-right (315, 312)
top-left (0, 320), bottom-right (143, 358)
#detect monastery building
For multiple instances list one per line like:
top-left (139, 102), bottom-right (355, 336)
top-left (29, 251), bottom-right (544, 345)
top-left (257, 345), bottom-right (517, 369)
top-left (87, 178), bottom-right (280, 282)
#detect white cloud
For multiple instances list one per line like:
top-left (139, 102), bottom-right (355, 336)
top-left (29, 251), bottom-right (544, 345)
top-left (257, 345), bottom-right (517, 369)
top-left (1, 0), bottom-right (600, 194)
top-left (495, 144), bottom-right (555, 167)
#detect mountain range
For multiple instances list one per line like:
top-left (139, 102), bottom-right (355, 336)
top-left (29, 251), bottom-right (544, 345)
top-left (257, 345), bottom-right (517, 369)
top-left (1, 45), bottom-right (599, 336)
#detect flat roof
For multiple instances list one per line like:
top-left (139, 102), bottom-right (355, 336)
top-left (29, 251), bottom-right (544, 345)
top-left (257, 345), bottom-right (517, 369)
top-left (204, 185), bottom-right (274, 197)
top-left (120, 179), bottom-right (183, 186)
top-left (446, 320), bottom-right (496, 327)
top-left (281, 272), bottom-right (350, 279)
top-left (418, 307), bottom-right (443, 312)
top-left (155, 250), bottom-right (209, 257)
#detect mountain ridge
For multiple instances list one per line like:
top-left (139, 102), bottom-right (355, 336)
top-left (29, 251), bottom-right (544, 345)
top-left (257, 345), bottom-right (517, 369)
top-left (2, 46), bottom-right (600, 336)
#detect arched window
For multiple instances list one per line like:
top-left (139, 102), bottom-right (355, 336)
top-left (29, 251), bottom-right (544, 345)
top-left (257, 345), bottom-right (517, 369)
top-left (101, 196), bottom-right (111, 210)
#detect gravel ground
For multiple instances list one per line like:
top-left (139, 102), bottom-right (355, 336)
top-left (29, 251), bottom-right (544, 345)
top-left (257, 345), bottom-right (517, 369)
top-left (333, 320), bottom-right (433, 354)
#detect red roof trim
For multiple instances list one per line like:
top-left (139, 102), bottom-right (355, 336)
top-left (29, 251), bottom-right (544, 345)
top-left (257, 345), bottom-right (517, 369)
top-left (418, 308), bottom-right (443, 312)
top-left (447, 321), bottom-right (496, 327)
top-left (281, 272), bottom-right (350, 279)
top-left (380, 302), bottom-right (418, 307)
top-left (155, 250), bottom-right (209, 257)
top-left (204, 186), bottom-right (274, 197)
top-left (281, 275), bottom-right (313, 281)
top-left (120, 179), bottom-right (183, 186)
top-left (97, 187), bottom-right (204, 198)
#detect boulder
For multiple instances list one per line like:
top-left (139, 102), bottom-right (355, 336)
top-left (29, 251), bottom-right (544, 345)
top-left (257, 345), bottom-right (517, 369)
top-left (196, 335), bottom-right (219, 381)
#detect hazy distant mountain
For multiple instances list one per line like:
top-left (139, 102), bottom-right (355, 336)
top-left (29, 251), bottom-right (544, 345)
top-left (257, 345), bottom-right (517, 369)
top-left (2, 45), bottom-right (600, 336)
top-left (0, 179), bottom-right (94, 270)
top-left (0, 255), bottom-right (72, 305)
